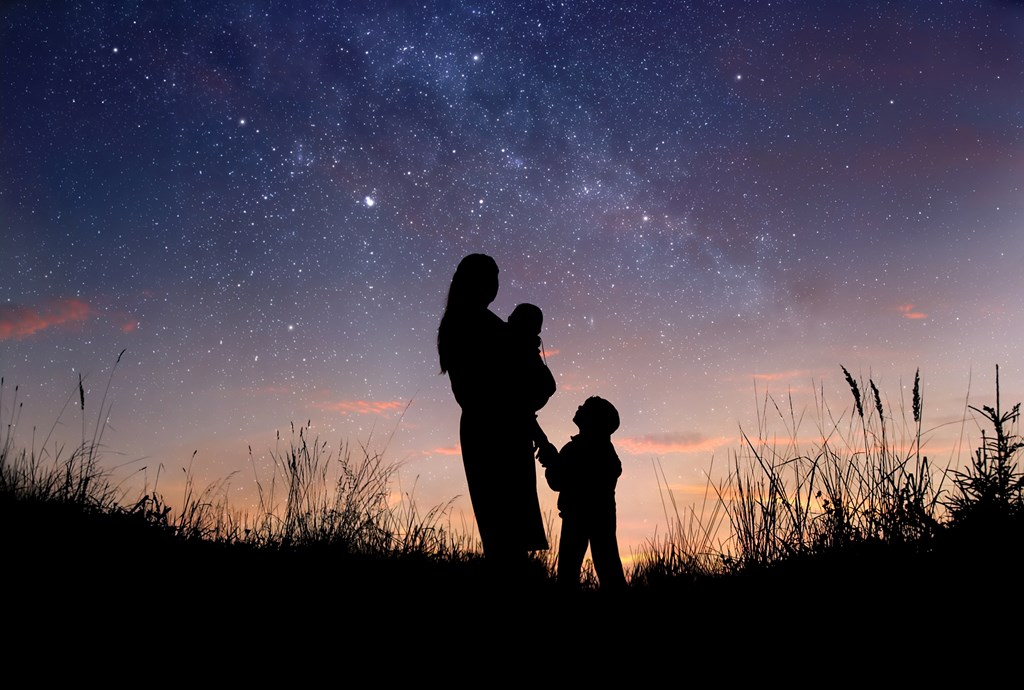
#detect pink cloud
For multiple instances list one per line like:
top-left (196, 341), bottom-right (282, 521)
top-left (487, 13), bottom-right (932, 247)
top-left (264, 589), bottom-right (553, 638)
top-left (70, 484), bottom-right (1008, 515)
top-left (316, 399), bottom-right (405, 416)
top-left (617, 432), bottom-right (730, 455)
top-left (750, 369), bottom-right (813, 382)
top-left (0, 298), bottom-right (92, 340)
top-left (897, 303), bottom-right (928, 320)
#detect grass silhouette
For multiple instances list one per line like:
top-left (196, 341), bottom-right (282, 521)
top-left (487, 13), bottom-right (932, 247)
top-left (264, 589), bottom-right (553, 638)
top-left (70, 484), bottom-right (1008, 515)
top-left (3, 357), bottom-right (1022, 654)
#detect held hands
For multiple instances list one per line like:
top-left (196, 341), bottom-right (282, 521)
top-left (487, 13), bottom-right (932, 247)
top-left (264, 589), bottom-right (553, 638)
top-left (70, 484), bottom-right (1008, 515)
top-left (536, 440), bottom-right (558, 467)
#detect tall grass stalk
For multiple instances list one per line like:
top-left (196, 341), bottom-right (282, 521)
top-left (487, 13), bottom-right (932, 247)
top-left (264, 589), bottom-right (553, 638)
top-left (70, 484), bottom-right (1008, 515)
top-left (634, 367), bottom-right (953, 585)
top-left (629, 456), bottom-right (732, 587)
top-left (3, 360), bottom-right (479, 568)
top-left (223, 420), bottom-right (468, 558)
top-left (0, 353), bottom-right (127, 512)
top-left (727, 368), bottom-right (945, 568)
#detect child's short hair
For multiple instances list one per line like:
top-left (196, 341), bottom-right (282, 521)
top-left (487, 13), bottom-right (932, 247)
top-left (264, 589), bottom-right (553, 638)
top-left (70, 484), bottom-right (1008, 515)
top-left (509, 303), bottom-right (543, 334)
top-left (582, 396), bottom-right (619, 435)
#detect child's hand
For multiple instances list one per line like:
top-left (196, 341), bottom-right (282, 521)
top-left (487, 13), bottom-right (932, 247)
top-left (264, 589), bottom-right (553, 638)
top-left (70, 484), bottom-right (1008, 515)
top-left (536, 441), bottom-right (558, 467)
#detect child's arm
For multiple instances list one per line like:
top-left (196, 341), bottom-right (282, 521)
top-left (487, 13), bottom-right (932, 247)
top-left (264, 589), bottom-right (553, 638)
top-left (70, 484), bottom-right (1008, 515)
top-left (545, 438), bottom-right (582, 491)
top-left (537, 439), bottom-right (557, 465)
top-left (541, 441), bottom-right (566, 490)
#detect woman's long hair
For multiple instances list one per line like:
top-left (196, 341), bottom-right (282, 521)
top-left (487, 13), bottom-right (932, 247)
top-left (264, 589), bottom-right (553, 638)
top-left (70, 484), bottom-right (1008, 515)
top-left (437, 253), bottom-right (498, 374)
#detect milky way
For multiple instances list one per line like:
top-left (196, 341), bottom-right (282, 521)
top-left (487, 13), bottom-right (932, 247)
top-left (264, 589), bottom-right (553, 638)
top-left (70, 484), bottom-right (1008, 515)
top-left (3, 1), bottom-right (1023, 558)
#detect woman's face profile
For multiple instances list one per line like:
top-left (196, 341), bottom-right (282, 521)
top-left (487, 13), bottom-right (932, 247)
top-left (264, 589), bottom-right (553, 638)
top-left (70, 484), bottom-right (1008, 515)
top-left (453, 254), bottom-right (500, 307)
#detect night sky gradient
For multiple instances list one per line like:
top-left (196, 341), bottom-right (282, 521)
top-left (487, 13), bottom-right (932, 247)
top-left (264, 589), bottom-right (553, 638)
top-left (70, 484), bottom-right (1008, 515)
top-left (3, 0), bottom-right (1023, 561)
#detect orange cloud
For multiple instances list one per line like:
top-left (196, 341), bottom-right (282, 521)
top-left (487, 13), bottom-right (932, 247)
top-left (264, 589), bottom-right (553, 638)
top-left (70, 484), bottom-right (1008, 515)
top-left (617, 432), bottom-right (730, 455)
top-left (0, 298), bottom-right (92, 340)
top-left (316, 400), bottom-right (405, 416)
top-left (897, 303), bottom-right (927, 320)
top-left (120, 321), bottom-right (138, 333)
top-left (430, 445), bottom-right (462, 456)
top-left (662, 482), bottom-right (726, 500)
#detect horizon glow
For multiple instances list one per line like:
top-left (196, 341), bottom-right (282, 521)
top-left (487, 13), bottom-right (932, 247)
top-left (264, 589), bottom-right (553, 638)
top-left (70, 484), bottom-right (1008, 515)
top-left (2, 1), bottom-right (1023, 564)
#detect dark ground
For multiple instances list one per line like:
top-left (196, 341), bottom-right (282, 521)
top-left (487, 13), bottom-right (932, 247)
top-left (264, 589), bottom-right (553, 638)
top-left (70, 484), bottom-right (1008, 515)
top-left (3, 495), bottom-right (1018, 681)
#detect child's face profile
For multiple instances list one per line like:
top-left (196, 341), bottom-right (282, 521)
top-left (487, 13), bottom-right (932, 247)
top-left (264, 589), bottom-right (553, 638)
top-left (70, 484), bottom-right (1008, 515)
top-left (572, 401), bottom-right (594, 431)
top-left (572, 397), bottom-right (618, 435)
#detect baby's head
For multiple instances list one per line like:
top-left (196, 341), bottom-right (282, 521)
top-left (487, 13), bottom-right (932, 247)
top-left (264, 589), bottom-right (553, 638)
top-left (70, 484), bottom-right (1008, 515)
top-left (572, 396), bottom-right (620, 437)
top-left (509, 302), bottom-right (544, 335)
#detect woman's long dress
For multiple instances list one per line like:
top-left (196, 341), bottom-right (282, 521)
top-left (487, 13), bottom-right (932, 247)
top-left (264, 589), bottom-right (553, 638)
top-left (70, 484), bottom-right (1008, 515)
top-left (445, 308), bottom-right (548, 556)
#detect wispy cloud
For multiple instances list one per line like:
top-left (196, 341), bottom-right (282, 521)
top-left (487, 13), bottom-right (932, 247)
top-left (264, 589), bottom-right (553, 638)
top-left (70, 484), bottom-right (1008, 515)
top-left (0, 298), bottom-right (92, 340)
top-left (661, 482), bottom-right (723, 499)
top-left (750, 369), bottom-right (814, 382)
top-left (315, 399), bottom-right (406, 416)
top-left (617, 431), bottom-right (730, 455)
top-left (430, 445), bottom-right (462, 456)
top-left (897, 303), bottom-right (927, 320)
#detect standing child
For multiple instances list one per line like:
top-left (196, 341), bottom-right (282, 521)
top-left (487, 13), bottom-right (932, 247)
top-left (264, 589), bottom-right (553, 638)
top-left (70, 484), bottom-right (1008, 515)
top-left (538, 396), bottom-right (626, 591)
top-left (508, 302), bottom-right (557, 451)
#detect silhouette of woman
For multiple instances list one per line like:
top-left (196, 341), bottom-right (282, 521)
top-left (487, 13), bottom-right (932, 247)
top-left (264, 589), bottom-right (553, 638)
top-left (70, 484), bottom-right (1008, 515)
top-left (437, 254), bottom-right (549, 568)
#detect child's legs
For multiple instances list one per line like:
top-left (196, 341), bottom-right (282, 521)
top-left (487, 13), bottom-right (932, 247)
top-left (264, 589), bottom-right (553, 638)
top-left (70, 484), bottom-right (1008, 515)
top-left (590, 517), bottom-right (626, 589)
top-left (557, 517), bottom-right (589, 588)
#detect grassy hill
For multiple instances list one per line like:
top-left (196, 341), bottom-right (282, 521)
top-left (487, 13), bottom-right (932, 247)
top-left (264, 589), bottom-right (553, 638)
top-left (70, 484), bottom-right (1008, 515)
top-left (3, 365), bottom-right (1022, 673)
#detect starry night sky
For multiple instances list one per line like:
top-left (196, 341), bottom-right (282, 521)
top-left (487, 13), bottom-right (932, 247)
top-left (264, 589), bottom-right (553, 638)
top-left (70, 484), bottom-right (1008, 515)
top-left (3, 1), bottom-right (1023, 560)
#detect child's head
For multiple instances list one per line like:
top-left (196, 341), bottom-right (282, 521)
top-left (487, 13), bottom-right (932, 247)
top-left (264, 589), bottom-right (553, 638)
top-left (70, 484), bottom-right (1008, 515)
top-left (572, 396), bottom-right (620, 437)
top-left (509, 303), bottom-right (543, 335)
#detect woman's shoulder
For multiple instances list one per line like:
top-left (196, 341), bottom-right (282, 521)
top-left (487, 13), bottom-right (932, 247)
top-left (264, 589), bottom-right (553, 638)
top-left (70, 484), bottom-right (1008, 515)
top-left (460, 308), bottom-right (504, 326)
top-left (442, 308), bottom-right (505, 333)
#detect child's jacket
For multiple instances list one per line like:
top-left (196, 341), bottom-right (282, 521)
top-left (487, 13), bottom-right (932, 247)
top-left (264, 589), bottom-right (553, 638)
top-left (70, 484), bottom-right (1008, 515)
top-left (544, 433), bottom-right (621, 519)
